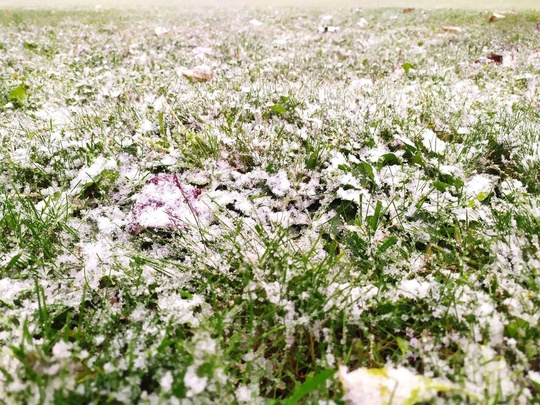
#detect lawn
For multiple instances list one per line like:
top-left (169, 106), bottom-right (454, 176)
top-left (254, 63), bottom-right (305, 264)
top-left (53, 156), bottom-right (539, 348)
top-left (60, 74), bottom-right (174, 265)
top-left (1, 0), bottom-right (540, 10)
top-left (1, 5), bottom-right (540, 405)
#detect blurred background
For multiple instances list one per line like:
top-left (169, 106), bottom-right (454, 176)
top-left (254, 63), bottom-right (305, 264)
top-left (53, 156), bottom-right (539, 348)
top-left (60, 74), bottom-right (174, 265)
top-left (0, 0), bottom-right (537, 9)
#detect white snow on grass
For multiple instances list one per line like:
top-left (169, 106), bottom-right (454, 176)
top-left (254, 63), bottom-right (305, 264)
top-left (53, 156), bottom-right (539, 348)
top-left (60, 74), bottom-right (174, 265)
top-left (0, 6), bottom-right (539, 405)
top-left (126, 174), bottom-right (213, 234)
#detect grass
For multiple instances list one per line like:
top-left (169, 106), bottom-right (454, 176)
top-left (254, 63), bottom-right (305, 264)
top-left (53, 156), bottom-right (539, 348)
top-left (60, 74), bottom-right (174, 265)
top-left (0, 5), bottom-right (540, 405)
top-left (1, 0), bottom-right (540, 10)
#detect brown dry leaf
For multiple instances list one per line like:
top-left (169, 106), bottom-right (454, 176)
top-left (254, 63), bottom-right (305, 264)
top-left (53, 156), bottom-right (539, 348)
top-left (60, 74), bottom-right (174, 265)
top-left (442, 26), bottom-right (463, 33)
top-left (403, 8), bottom-right (414, 14)
top-left (489, 13), bottom-right (505, 22)
top-left (181, 65), bottom-right (215, 82)
top-left (487, 53), bottom-right (503, 63)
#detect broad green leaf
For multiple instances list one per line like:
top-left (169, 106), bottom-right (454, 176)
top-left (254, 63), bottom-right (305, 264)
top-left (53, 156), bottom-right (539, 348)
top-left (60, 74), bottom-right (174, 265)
top-left (402, 62), bottom-right (414, 74)
top-left (8, 84), bottom-right (28, 103)
top-left (270, 104), bottom-right (287, 115)
top-left (378, 153), bottom-right (401, 169)
top-left (23, 41), bottom-right (38, 50)
top-left (396, 336), bottom-right (410, 355)
top-left (279, 95), bottom-right (290, 105)
top-left (4, 252), bottom-right (22, 270)
top-left (377, 236), bottom-right (398, 254)
top-left (282, 369), bottom-right (335, 404)
top-left (370, 200), bottom-right (383, 231)
top-left (357, 161), bottom-right (375, 181)
top-left (433, 180), bottom-right (449, 192)
top-left (477, 191), bottom-right (490, 201)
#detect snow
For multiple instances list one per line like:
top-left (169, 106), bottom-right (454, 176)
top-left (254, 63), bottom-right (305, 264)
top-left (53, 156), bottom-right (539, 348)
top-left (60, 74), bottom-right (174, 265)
top-left (235, 385), bottom-right (253, 402)
top-left (249, 19), bottom-right (263, 27)
top-left (397, 279), bottom-right (433, 300)
top-left (160, 371), bottom-right (174, 392)
top-left (70, 156), bottom-right (118, 192)
top-left (126, 174), bottom-right (212, 234)
top-left (157, 293), bottom-right (206, 326)
top-left (266, 170), bottom-right (290, 197)
top-left (184, 365), bottom-right (208, 397)
top-left (52, 340), bottom-right (73, 360)
top-left (463, 173), bottom-right (498, 200)
top-left (421, 129), bottom-right (446, 155)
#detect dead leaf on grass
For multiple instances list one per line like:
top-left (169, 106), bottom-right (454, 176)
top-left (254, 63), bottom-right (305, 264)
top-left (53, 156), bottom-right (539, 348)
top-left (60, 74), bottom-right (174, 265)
top-left (442, 26), bottom-right (463, 33)
top-left (181, 64), bottom-right (215, 82)
top-left (402, 8), bottom-right (414, 14)
top-left (489, 13), bottom-right (505, 22)
top-left (487, 53), bottom-right (503, 63)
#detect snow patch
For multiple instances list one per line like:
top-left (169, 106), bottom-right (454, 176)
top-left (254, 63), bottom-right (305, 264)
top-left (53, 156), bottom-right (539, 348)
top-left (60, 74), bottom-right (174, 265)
top-left (127, 174), bottom-right (212, 234)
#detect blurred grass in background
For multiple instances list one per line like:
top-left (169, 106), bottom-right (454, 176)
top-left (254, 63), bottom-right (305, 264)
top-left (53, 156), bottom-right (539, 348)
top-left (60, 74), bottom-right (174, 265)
top-left (0, 0), bottom-right (538, 10)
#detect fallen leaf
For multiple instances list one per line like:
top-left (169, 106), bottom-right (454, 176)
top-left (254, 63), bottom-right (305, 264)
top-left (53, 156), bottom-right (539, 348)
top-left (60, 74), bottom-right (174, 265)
top-left (487, 53), bottom-right (503, 63)
top-left (181, 64), bottom-right (215, 82)
top-left (339, 366), bottom-right (479, 405)
top-left (442, 25), bottom-right (463, 33)
top-left (489, 13), bottom-right (505, 22)
top-left (403, 8), bottom-right (414, 14)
